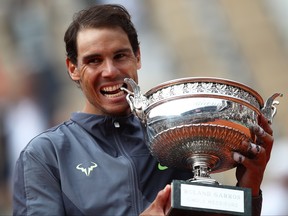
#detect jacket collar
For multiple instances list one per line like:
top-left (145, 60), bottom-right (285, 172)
top-left (70, 112), bottom-right (139, 134)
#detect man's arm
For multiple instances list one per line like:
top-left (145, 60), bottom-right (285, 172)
top-left (13, 147), bottom-right (65, 216)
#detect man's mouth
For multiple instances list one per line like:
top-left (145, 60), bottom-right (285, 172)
top-left (100, 83), bottom-right (127, 98)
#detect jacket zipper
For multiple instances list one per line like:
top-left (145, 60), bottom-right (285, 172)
top-left (112, 119), bottom-right (142, 215)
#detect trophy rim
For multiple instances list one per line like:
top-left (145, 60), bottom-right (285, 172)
top-left (144, 93), bottom-right (262, 116)
top-left (144, 77), bottom-right (264, 108)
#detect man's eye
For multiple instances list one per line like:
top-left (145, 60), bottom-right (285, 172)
top-left (115, 53), bottom-right (126, 60)
top-left (87, 58), bottom-right (102, 64)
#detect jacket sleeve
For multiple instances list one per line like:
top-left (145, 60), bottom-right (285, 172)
top-left (252, 191), bottom-right (262, 216)
top-left (13, 144), bottom-right (65, 216)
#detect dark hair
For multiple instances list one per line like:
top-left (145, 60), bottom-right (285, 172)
top-left (64, 4), bottom-right (140, 64)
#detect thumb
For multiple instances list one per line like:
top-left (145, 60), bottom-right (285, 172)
top-left (140, 184), bottom-right (171, 216)
top-left (156, 184), bottom-right (171, 210)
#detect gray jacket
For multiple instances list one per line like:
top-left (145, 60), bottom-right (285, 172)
top-left (13, 113), bottom-right (193, 216)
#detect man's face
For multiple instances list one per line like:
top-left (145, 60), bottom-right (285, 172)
top-left (67, 27), bottom-right (141, 116)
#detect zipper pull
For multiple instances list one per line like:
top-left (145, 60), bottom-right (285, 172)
top-left (114, 121), bottom-right (120, 128)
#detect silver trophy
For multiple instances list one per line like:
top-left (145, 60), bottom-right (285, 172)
top-left (121, 77), bottom-right (281, 215)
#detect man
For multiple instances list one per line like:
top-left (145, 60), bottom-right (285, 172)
top-left (13, 4), bottom-right (274, 216)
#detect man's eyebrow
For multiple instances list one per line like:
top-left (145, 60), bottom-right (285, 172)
top-left (81, 48), bottom-right (133, 61)
top-left (115, 48), bottom-right (133, 54)
top-left (82, 53), bottom-right (101, 62)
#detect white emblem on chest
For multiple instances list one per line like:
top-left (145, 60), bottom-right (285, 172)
top-left (76, 162), bottom-right (98, 176)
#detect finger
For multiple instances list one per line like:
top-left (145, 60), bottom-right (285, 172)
top-left (233, 144), bottom-right (266, 165)
top-left (258, 113), bottom-right (273, 135)
top-left (249, 143), bottom-right (262, 155)
top-left (241, 140), bottom-right (264, 159)
top-left (250, 124), bottom-right (269, 141)
top-left (251, 125), bottom-right (274, 151)
top-left (140, 185), bottom-right (171, 216)
top-left (164, 185), bottom-right (172, 215)
top-left (251, 125), bottom-right (274, 163)
top-left (156, 185), bottom-right (171, 208)
top-left (233, 152), bottom-right (246, 164)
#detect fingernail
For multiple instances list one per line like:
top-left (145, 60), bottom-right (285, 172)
top-left (164, 185), bottom-right (169, 192)
top-left (253, 125), bottom-right (260, 133)
top-left (251, 125), bottom-right (266, 138)
top-left (233, 152), bottom-right (245, 163)
top-left (258, 127), bottom-right (266, 138)
top-left (250, 143), bottom-right (261, 154)
top-left (255, 144), bottom-right (261, 153)
top-left (248, 142), bottom-right (252, 151)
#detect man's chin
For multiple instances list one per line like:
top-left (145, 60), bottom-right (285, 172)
top-left (104, 105), bottom-right (131, 116)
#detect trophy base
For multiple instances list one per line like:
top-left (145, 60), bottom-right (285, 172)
top-left (167, 180), bottom-right (251, 216)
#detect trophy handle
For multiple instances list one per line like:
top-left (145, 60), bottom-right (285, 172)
top-left (261, 93), bottom-right (282, 124)
top-left (121, 78), bottom-right (148, 122)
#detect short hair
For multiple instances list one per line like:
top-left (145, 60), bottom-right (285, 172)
top-left (64, 4), bottom-right (140, 64)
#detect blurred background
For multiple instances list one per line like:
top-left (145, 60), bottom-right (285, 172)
top-left (0, 0), bottom-right (287, 215)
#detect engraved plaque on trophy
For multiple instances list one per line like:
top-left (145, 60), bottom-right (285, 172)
top-left (121, 77), bottom-right (281, 215)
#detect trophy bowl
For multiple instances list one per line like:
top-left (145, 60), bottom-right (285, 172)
top-left (121, 77), bottom-right (281, 181)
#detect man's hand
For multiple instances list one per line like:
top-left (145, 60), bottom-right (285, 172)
top-left (233, 113), bottom-right (274, 196)
top-left (140, 185), bottom-right (171, 216)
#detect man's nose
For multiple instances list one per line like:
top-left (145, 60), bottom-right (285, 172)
top-left (101, 60), bottom-right (119, 77)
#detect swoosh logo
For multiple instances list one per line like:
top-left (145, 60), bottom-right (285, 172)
top-left (158, 163), bottom-right (168, 171)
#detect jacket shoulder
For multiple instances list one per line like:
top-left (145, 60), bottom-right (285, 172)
top-left (23, 120), bottom-right (83, 159)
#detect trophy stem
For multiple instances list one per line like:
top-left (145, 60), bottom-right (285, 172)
top-left (188, 166), bottom-right (220, 185)
top-left (186, 156), bottom-right (220, 185)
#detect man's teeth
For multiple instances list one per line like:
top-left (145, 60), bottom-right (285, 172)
top-left (102, 83), bottom-right (123, 92)
top-left (101, 83), bottom-right (125, 98)
top-left (104, 91), bottom-right (124, 98)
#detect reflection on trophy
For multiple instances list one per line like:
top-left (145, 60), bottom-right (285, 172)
top-left (121, 77), bottom-right (281, 216)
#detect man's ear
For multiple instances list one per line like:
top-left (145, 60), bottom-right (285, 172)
top-left (66, 58), bottom-right (80, 81)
